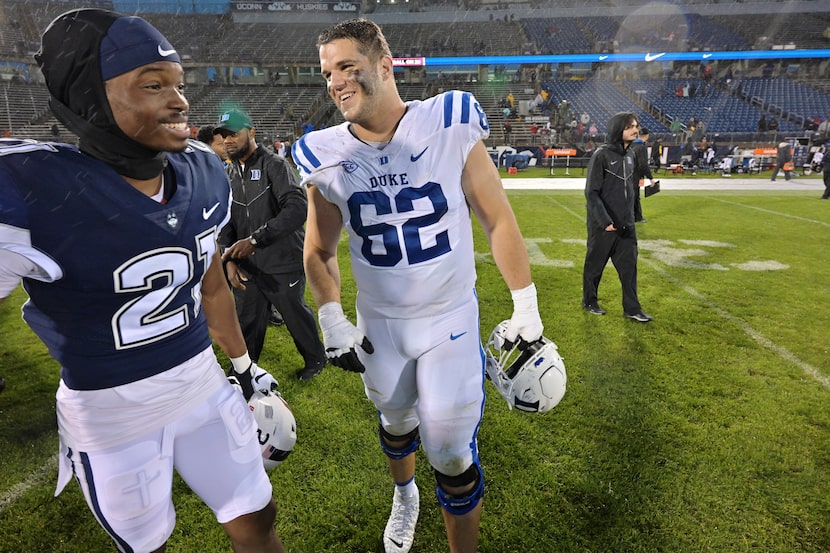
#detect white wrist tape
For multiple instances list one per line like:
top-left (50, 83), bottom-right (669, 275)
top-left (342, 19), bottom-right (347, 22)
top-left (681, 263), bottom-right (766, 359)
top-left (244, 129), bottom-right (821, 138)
top-left (318, 301), bottom-right (346, 329)
top-left (510, 283), bottom-right (538, 311)
top-left (230, 352), bottom-right (252, 374)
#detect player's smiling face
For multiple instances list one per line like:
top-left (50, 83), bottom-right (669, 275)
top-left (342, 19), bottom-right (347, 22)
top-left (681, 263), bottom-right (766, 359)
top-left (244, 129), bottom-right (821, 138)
top-left (105, 61), bottom-right (190, 152)
top-left (319, 38), bottom-right (383, 124)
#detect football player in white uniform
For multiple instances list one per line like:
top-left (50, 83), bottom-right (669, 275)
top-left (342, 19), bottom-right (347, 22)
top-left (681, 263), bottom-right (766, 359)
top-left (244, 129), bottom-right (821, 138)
top-left (0, 10), bottom-right (285, 552)
top-left (293, 19), bottom-right (543, 553)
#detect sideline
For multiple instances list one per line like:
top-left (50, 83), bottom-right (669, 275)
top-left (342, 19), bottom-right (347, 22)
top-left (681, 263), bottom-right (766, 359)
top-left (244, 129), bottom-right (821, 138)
top-left (502, 177), bottom-right (825, 191)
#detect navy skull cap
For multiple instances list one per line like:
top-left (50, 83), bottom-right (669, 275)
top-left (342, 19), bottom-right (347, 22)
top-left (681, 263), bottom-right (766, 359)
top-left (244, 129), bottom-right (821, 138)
top-left (99, 15), bottom-right (181, 80)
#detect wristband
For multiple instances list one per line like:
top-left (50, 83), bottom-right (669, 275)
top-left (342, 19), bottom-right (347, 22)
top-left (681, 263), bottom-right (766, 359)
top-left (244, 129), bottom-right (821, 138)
top-left (318, 301), bottom-right (345, 327)
top-left (510, 283), bottom-right (538, 307)
top-left (230, 352), bottom-right (252, 374)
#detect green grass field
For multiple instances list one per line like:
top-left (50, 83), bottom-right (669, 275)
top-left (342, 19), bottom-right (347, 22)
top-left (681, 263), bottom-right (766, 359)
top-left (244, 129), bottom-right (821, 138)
top-left (1, 188), bottom-right (829, 553)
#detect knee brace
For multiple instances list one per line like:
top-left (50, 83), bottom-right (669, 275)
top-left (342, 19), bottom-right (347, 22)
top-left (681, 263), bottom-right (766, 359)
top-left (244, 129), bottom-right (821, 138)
top-left (434, 462), bottom-right (484, 516)
top-left (379, 425), bottom-right (420, 461)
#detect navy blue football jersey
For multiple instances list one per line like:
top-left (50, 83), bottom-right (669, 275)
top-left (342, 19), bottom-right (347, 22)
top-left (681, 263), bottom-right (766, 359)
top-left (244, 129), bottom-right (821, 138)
top-left (0, 138), bottom-right (231, 389)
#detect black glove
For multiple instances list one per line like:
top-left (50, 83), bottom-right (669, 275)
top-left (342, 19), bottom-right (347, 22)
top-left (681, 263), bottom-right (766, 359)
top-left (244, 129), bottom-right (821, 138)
top-left (229, 360), bottom-right (279, 401)
top-left (328, 337), bottom-right (375, 373)
top-left (319, 302), bottom-right (374, 373)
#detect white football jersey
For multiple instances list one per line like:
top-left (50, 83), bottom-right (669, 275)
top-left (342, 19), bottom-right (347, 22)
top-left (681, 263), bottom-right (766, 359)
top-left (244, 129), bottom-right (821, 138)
top-left (294, 90), bottom-right (490, 319)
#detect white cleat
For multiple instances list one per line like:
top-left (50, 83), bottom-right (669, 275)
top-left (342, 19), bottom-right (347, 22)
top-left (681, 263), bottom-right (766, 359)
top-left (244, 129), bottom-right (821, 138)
top-left (383, 485), bottom-right (420, 553)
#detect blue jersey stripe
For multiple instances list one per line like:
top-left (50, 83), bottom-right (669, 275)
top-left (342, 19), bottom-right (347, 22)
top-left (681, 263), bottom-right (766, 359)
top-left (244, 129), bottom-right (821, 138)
top-left (443, 92), bottom-right (454, 128)
top-left (80, 451), bottom-right (135, 552)
top-left (294, 136), bottom-right (320, 174)
top-left (460, 92), bottom-right (471, 124)
top-left (443, 91), bottom-right (473, 127)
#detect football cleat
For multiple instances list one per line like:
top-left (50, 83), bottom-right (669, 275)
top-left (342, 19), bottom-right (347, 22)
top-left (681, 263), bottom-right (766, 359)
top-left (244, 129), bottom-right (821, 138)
top-left (383, 485), bottom-right (419, 553)
top-left (248, 390), bottom-right (297, 471)
top-left (484, 320), bottom-right (567, 413)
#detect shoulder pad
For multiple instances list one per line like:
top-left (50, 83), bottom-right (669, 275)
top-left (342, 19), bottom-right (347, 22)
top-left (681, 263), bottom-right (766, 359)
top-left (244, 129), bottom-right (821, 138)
top-left (0, 138), bottom-right (60, 157)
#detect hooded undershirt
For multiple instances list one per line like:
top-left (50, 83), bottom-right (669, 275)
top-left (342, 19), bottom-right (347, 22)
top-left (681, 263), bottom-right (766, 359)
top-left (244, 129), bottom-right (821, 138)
top-left (34, 9), bottom-right (182, 180)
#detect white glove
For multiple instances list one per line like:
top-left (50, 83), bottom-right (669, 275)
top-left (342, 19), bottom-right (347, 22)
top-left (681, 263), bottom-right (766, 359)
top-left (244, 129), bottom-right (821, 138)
top-left (229, 353), bottom-right (279, 401)
top-left (503, 283), bottom-right (544, 348)
top-left (318, 302), bottom-right (374, 373)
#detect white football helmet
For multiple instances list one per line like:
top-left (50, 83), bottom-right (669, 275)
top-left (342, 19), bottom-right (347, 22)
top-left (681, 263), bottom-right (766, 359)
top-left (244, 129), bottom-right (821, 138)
top-left (485, 320), bottom-right (567, 413)
top-left (248, 390), bottom-right (297, 471)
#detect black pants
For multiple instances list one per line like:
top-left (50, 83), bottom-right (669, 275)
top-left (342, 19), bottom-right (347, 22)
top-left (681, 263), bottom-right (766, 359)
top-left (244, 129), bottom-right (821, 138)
top-left (822, 169), bottom-right (830, 199)
top-left (582, 224), bottom-right (642, 314)
top-left (232, 266), bottom-right (325, 365)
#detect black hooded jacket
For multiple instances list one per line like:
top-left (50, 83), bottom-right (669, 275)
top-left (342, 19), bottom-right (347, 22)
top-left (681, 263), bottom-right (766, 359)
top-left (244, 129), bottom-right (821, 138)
top-left (585, 113), bottom-right (637, 230)
top-left (35, 9), bottom-right (173, 179)
top-left (218, 144), bottom-right (308, 274)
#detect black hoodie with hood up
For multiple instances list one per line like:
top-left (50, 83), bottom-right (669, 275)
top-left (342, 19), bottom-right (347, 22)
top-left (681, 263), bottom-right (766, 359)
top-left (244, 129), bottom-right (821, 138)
top-left (584, 112), bottom-right (637, 232)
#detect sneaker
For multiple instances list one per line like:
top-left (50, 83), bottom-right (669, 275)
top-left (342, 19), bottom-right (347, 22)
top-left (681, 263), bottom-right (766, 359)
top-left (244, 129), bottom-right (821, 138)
top-left (297, 360), bottom-right (325, 381)
top-left (624, 311), bottom-right (654, 323)
top-left (582, 302), bottom-right (606, 315)
top-left (383, 485), bottom-right (419, 553)
top-left (635, 218), bottom-right (648, 223)
top-left (269, 308), bottom-right (284, 326)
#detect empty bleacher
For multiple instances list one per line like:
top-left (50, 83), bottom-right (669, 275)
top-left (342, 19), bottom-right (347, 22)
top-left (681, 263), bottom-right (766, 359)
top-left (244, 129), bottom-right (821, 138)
top-left (740, 77), bottom-right (830, 128)
top-left (620, 78), bottom-right (803, 134)
top-left (543, 79), bottom-right (668, 134)
top-left (0, 1), bottom-right (827, 146)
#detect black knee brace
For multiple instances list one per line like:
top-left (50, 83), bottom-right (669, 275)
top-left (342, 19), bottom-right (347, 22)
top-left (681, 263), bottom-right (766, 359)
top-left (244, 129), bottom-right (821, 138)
top-left (379, 425), bottom-right (420, 461)
top-left (434, 463), bottom-right (484, 516)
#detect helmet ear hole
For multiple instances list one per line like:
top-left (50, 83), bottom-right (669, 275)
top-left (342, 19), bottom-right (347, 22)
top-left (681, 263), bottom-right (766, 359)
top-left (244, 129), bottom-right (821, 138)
top-left (484, 321), bottom-right (567, 414)
top-left (248, 390), bottom-right (297, 471)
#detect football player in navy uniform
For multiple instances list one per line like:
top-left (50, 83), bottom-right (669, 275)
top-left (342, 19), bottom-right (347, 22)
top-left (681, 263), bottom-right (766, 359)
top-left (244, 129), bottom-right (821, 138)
top-left (294, 19), bottom-right (544, 553)
top-left (0, 10), bottom-right (286, 552)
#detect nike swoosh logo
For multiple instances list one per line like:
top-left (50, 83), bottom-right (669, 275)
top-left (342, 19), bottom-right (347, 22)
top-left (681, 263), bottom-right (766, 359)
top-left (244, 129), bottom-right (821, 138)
top-left (289, 280), bottom-right (301, 287)
top-left (410, 146), bottom-right (428, 162)
top-left (702, 53), bottom-right (713, 59)
top-left (644, 52), bottom-right (665, 62)
top-left (390, 539), bottom-right (404, 548)
top-left (598, 55), bottom-right (609, 61)
top-left (158, 45), bottom-right (177, 57)
top-left (450, 332), bottom-right (467, 341)
top-left (610, 161), bottom-right (618, 165)
top-left (202, 202), bottom-right (220, 219)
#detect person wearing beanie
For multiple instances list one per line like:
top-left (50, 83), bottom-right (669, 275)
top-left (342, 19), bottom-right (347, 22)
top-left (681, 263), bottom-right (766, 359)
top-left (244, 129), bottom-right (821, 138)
top-left (582, 112), bottom-right (653, 322)
top-left (0, 9), bottom-right (286, 552)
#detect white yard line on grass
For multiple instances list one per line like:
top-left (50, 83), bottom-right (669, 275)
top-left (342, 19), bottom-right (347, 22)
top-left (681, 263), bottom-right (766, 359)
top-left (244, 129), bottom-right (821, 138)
top-left (0, 455), bottom-right (57, 514)
top-left (554, 196), bottom-right (830, 392)
top-left (704, 196), bottom-right (830, 227)
top-left (502, 177), bottom-right (825, 192)
top-left (641, 257), bottom-right (830, 391)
